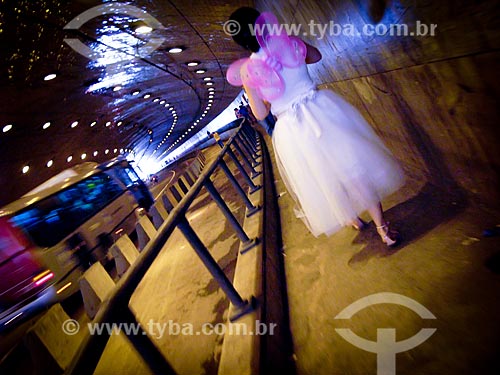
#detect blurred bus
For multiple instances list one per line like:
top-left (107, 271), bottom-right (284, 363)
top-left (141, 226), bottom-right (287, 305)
top-left (0, 157), bottom-right (153, 329)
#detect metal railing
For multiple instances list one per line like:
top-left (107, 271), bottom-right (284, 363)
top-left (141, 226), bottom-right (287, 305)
top-left (65, 121), bottom-right (264, 375)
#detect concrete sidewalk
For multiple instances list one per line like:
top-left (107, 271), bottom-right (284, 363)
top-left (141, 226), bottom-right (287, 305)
top-left (268, 133), bottom-right (500, 375)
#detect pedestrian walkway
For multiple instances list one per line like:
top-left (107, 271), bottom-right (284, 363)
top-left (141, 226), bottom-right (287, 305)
top-left (267, 132), bottom-right (500, 375)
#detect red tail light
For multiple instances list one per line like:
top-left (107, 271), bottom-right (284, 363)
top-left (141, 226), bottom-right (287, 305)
top-left (33, 270), bottom-right (54, 286)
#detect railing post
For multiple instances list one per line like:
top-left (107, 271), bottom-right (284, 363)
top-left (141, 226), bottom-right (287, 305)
top-left (219, 159), bottom-right (261, 217)
top-left (203, 179), bottom-right (258, 252)
top-left (242, 124), bottom-right (259, 150)
top-left (177, 217), bottom-right (256, 320)
top-left (240, 126), bottom-right (258, 153)
top-left (226, 148), bottom-right (262, 194)
top-left (235, 134), bottom-right (261, 166)
top-left (237, 132), bottom-right (259, 160)
top-left (230, 141), bottom-right (262, 178)
top-left (119, 308), bottom-right (176, 375)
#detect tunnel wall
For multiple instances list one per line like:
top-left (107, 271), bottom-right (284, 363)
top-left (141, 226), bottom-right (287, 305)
top-left (254, 0), bottom-right (499, 208)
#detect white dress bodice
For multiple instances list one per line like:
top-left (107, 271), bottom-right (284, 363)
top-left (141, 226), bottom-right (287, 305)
top-left (250, 49), bottom-right (316, 116)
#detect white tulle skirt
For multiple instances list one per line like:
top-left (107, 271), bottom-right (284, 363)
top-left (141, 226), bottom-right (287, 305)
top-left (271, 88), bottom-right (405, 237)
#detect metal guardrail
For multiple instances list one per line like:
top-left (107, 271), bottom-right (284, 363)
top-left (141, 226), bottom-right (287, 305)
top-left (65, 122), bottom-right (264, 375)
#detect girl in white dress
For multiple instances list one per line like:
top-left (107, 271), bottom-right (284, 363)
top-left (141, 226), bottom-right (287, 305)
top-left (228, 7), bottom-right (405, 246)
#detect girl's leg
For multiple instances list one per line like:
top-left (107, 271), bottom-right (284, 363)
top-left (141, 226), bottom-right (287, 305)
top-left (368, 202), bottom-right (400, 246)
top-left (367, 202), bottom-right (384, 227)
top-left (350, 217), bottom-right (367, 230)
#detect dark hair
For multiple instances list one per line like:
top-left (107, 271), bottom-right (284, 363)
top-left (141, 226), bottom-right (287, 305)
top-left (228, 7), bottom-right (260, 52)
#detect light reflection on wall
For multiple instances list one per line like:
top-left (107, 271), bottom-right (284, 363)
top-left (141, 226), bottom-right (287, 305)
top-left (86, 26), bottom-right (144, 92)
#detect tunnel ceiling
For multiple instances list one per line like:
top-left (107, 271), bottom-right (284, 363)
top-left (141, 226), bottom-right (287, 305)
top-left (0, 0), bottom-right (252, 205)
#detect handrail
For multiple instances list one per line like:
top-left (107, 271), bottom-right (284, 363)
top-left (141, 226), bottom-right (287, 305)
top-left (154, 170), bottom-right (175, 200)
top-left (65, 122), bottom-right (262, 375)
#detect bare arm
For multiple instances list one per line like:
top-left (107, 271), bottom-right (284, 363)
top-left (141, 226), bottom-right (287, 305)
top-left (243, 84), bottom-right (271, 121)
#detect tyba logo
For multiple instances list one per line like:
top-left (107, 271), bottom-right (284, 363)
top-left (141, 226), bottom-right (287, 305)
top-left (334, 292), bottom-right (436, 375)
top-left (63, 3), bottom-right (165, 63)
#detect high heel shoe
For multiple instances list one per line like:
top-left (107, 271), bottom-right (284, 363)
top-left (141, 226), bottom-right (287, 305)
top-left (376, 223), bottom-right (400, 247)
top-left (351, 217), bottom-right (367, 231)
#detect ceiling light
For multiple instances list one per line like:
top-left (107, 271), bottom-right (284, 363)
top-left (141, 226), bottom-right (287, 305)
top-left (3, 124), bottom-right (13, 133)
top-left (117, 121), bottom-right (122, 126)
top-left (81, 153), bottom-right (87, 160)
top-left (187, 61), bottom-right (199, 67)
top-left (143, 94), bottom-right (151, 99)
top-left (67, 155), bottom-right (73, 162)
top-left (132, 90), bottom-right (140, 95)
top-left (206, 82), bottom-right (213, 86)
top-left (43, 122), bottom-right (51, 129)
top-left (160, 100), bottom-right (165, 104)
top-left (106, 122), bottom-right (111, 127)
top-left (44, 73), bottom-right (57, 81)
top-left (71, 121), bottom-right (78, 128)
top-left (46, 160), bottom-right (53, 167)
top-left (105, 149), bottom-right (109, 154)
top-left (168, 47), bottom-right (184, 54)
top-left (114, 149), bottom-right (117, 153)
top-left (90, 121), bottom-right (97, 127)
top-left (203, 77), bottom-right (212, 81)
top-left (208, 87), bottom-right (214, 91)
top-left (22, 165), bottom-right (30, 174)
top-left (135, 25), bottom-right (153, 34)
top-left (113, 85), bottom-right (122, 91)
top-left (208, 99), bottom-right (213, 102)
top-left (153, 98), bottom-right (160, 102)
top-left (93, 151), bottom-right (98, 156)
top-left (195, 69), bottom-right (206, 74)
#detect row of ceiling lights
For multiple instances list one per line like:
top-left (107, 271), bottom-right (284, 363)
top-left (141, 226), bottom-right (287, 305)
top-left (129, 89), bottom-right (178, 148)
top-left (119, 51), bottom-right (218, 154)
top-left (2, 70), bottom-right (135, 134)
top-left (20, 147), bottom-right (133, 175)
top-left (162, 84), bottom-right (215, 155)
top-left (162, 55), bottom-right (217, 151)
top-left (7, 24), bottom-right (187, 176)
top-left (9, 32), bottom-right (217, 168)
top-left (151, 51), bottom-right (217, 155)
top-left (7, 70), bottom-right (133, 175)
top-left (2, 118), bottom-right (135, 134)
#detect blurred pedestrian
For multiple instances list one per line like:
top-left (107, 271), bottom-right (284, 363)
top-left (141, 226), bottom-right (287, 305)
top-left (228, 7), bottom-right (405, 246)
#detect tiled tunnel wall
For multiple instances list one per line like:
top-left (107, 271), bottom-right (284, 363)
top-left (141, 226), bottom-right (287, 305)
top-left (254, 0), bottom-right (499, 208)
